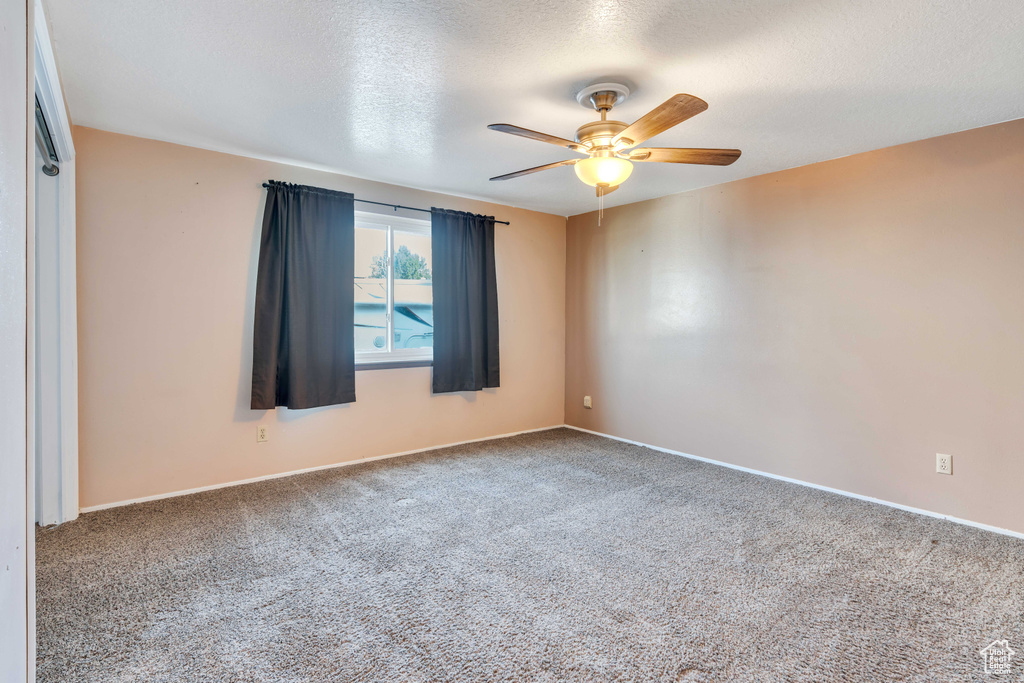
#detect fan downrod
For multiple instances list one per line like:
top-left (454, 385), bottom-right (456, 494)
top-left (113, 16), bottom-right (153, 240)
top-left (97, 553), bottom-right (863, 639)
top-left (574, 83), bottom-right (631, 147)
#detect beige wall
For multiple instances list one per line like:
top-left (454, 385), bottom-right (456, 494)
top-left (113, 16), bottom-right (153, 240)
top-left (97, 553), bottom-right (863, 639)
top-left (75, 127), bottom-right (566, 509)
top-left (78, 119), bottom-right (1024, 533)
top-left (566, 118), bottom-right (1024, 535)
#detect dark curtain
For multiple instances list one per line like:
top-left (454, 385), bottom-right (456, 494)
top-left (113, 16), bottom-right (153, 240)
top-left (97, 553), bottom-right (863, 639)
top-left (430, 208), bottom-right (499, 393)
top-left (251, 181), bottom-right (355, 409)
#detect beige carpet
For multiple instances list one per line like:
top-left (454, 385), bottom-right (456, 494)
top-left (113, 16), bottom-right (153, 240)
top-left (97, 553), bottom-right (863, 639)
top-left (36, 428), bottom-right (1024, 681)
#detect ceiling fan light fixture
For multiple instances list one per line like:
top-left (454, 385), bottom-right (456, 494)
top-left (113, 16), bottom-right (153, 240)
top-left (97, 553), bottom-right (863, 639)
top-left (574, 156), bottom-right (633, 188)
top-left (487, 87), bottom-right (739, 197)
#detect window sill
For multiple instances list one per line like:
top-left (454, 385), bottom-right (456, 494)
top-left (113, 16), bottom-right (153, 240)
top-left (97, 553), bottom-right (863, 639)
top-left (355, 359), bottom-right (432, 371)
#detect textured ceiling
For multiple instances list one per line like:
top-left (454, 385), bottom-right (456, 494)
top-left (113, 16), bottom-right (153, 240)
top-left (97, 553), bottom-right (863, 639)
top-left (46, 0), bottom-right (1024, 216)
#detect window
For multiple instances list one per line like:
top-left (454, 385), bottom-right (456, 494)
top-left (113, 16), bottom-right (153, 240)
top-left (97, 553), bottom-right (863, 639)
top-left (354, 212), bottom-right (433, 366)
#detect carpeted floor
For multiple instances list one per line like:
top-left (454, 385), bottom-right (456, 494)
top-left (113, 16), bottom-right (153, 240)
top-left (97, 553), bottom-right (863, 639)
top-left (36, 428), bottom-right (1024, 682)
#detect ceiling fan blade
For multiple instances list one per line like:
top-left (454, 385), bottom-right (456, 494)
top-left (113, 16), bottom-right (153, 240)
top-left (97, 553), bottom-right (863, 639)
top-left (488, 124), bottom-right (585, 152)
top-left (613, 94), bottom-right (708, 148)
top-left (489, 159), bottom-right (579, 181)
top-left (628, 147), bottom-right (741, 165)
top-left (596, 184), bottom-right (619, 197)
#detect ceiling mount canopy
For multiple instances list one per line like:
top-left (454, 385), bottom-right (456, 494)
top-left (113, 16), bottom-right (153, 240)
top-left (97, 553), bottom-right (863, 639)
top-left (488, 82), bottom-right (741, 197)
top-left (575, 82), bottom-right (631, 111)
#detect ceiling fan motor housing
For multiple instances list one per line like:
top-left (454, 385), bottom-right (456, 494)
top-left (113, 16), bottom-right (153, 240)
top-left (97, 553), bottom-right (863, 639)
top-left (575, 120), bottom-right (628, 150)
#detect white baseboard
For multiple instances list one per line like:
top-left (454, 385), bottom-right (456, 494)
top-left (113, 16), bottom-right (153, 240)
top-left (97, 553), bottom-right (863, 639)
top-left (79, 425), bottom-right (564, 513)
top-left (564, 424), bottom-right (1024, 541)
top-left (81, 423), bottom-right (1024, 542)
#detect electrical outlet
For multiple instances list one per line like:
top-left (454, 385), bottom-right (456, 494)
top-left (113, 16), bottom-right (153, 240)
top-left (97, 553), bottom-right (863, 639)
top-left (583, 395), bottom-right (592, 409)
top-left (936, 453), bottom-right (952, 475)
top-left (257, 425), bottom-right (268, 443)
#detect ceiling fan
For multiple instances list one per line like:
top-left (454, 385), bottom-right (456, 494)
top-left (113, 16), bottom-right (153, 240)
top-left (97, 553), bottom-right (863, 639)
top-left (488, 83), bottom-right (741, 197)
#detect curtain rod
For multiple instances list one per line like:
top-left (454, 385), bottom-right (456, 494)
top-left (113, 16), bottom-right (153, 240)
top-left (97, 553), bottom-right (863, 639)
top-left (261, 182), bottom-right (510, 225)
top-left (354, 198), bottom-right (510, 225)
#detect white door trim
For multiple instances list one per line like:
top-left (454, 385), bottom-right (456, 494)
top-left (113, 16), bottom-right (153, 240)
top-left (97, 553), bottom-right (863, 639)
top-left (33, 0), bottom-right (73, 160)
top-left (33, 0), bottom-right (78, 524)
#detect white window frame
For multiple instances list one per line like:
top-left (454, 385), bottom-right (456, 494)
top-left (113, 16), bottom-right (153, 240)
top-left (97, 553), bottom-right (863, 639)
top-left (354, 210), bottom-right (433, 367)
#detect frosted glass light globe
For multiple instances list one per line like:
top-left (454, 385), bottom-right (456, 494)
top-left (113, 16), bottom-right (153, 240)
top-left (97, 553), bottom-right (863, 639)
top-left (574, 156), bottom-right (633, 188)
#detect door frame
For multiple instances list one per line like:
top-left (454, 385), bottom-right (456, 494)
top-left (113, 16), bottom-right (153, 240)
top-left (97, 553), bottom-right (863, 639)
top-left (33, 0), bottom-right (78, 525)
